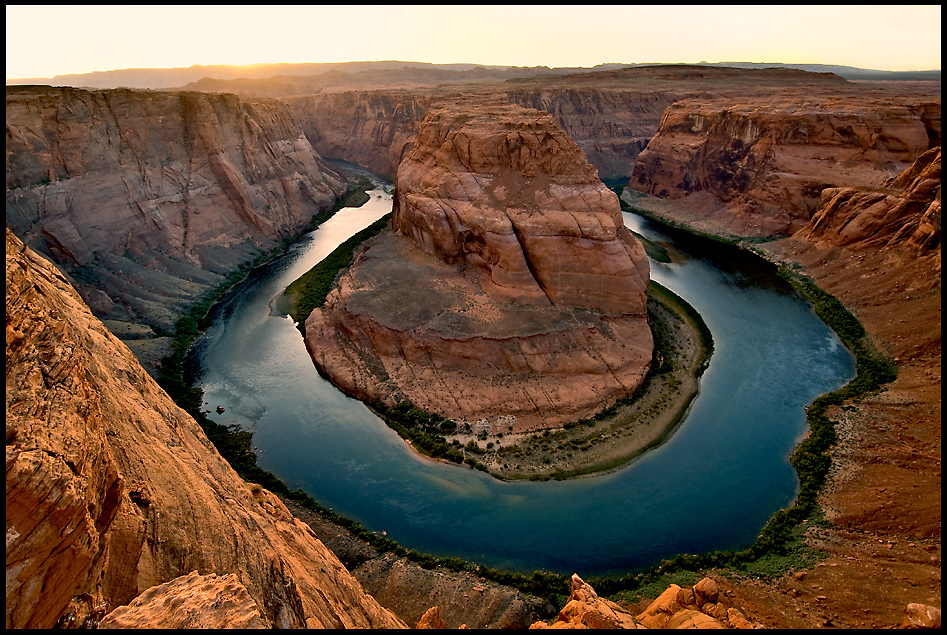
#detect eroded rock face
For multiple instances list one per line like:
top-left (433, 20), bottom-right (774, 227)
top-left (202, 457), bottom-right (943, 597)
top-left (393, 101), bottom-right (650, 313)
top-left (799, 147), bottom-right (941, 257)
top-left (287, 91), bottom-right (434, 178)
top-left (629, 94), bottom-right (938, 237)
top-left (354, 553), bottom-right (546, 629)
top-left (505, 87), bottom-right (683, 181)
top-left (287, 86), bottom-right (686, 182)
top-left (5, 229), bottom-right (406, 629)
top-left (6, 86), bottom-right (347, 332)
top-left (306, 102), bottom-right (652, 431)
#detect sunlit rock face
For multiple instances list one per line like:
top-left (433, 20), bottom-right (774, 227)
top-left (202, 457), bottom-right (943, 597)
top-left (393, 101), bottom-right (650, 313)
top-left (5, 228), bottom-right (407, 629)
top-left (305, 101), bottom-right (652, 431)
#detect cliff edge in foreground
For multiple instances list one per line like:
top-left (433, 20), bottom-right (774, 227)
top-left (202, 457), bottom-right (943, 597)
top-left (5, 228), bottom-right (406, 629)
top-left (305, 101), bottom-right (653, 431)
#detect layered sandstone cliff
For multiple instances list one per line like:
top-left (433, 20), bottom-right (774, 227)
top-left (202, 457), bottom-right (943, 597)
top-left (5, 228), bottom-right (406, 629)
top-left (305, 101), bottom-right (652, 431)
top-left (286, 91), bottom-right (434, 177)
top-left (286, 86), bottom-right (684, 182)
top-left (6, 86), bottom-right (347, 333)
top-left (628, 93), bottom-right (939, 237)
top-left (504, 87), bottom-right (682, 181)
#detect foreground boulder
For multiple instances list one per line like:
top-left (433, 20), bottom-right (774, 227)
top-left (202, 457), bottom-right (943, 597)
top-left (305, 101), bottom-right (652, 431)
top-left (5, 229), bottom-right (405, 629)
top-left (528, 574), bottom-right (760, 629)
top-left (98, 572), bottom-right (266, 629)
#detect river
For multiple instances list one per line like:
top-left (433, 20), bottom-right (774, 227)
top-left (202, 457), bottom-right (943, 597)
top-left (194, 176), bottom-right (855, 577)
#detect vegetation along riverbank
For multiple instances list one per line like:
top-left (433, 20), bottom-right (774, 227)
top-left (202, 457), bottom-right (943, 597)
top-left (155, 179), bottom-right (896, 609)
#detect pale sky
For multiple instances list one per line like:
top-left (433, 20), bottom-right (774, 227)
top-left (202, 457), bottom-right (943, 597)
top-left (6, 4), bottom-right (942, 79)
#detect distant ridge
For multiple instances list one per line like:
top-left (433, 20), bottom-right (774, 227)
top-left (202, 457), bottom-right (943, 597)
top-left (5, 61), bottom-right (532, 90)
top-left (698, 61), bottom-right (941, 81)
top-left (8, 60), bottom-right (938, 90)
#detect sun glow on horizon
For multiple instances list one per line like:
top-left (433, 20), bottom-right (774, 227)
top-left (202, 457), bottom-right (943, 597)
top-left (6, 5), bottom-right (941, 80)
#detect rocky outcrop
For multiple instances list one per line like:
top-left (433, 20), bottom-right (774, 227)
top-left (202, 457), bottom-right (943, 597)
top-left (305, 101), bottom-right (652, 431)
top-left (798, 146), bottom-right (940, 256)
top-left (98, 572), bottom-right (266, 629)
top-left (628, 94), bottom-right (938, 237)
top-left (5, 229), bottom-right (406, 629)
top-left (901, 603), bottom-right (941, 629)
top-left (528, 574), bottom-right (760, 629)
top-left (286, 85), bottom-right (689, 183)
top-left (6, 86), bottom-right (347, 332)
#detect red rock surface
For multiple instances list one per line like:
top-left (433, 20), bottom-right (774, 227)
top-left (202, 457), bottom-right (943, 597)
top-left (5, 86), bottom-right (347, 331)
top-left (5, 229), bottom-right (406, 629)
top-left (393, 101), bottom-right (650, 313)
top-left (620, 100), bottom-right (940, 626)
top-left (305, 101), bottom-right (652, 431)
top-left (98, 571), bottom-right (266, 629)
top-left (528, 573), bottom-right (760, 629)
top-left (629, 93), bottom-right (938, 237)
top-left (799, 146), bottom-right (940, 256)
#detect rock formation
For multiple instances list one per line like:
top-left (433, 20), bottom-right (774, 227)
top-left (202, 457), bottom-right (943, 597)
top-left (799, 146), bottom-right (940, 257)
top-left (5, 229), bottom-right (406, 629)
top-left (504, 87), bottom-right (682, 181)
top-left (5, 86), bottom-right (347, 334)
top-left (286, 91), bottom-right (434, 177)
top-left (628, 93), bottom-right (938, 237)
top-left (287, 86), bottom-right (685, 182)
top-left (305, 101), bottom-right (652, 431)
top-left (528, 573), bottom-right (760, 629)
top-left (624, 84), bottom-right (940, 628)
top-left (98, 572), bottom-right (266, 629)
top-left (354, 553), bottom-right (547, 629)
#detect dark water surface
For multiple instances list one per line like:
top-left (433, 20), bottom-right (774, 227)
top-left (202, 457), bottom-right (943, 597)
top-left (195, 180), bottom-right (854, 576)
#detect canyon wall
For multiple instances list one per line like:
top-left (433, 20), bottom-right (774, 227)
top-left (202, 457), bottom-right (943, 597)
top-left (5, 228), bottom-right (406, 629)
top-left (305, 101), bottom-right (652, 431)
top-left (285, 86), bottom-right (682, 181)
top-left (6, 86), bottom-right (348, 333)
top-left (285, 91), bottom-right (434, 178)
top-left (628, 93), bottom-right (939, 237)
top-left (504, 87), bottom-right (682, 180)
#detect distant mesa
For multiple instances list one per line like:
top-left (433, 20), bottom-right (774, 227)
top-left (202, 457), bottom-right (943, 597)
top-left (304, 100), bottom-right (653, 431)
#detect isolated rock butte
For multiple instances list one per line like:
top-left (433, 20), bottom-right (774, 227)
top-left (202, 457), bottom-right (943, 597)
top-left (5, 229), bottom-right (406, 629)
top-left (306, 102), bottom-right (652, 431)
